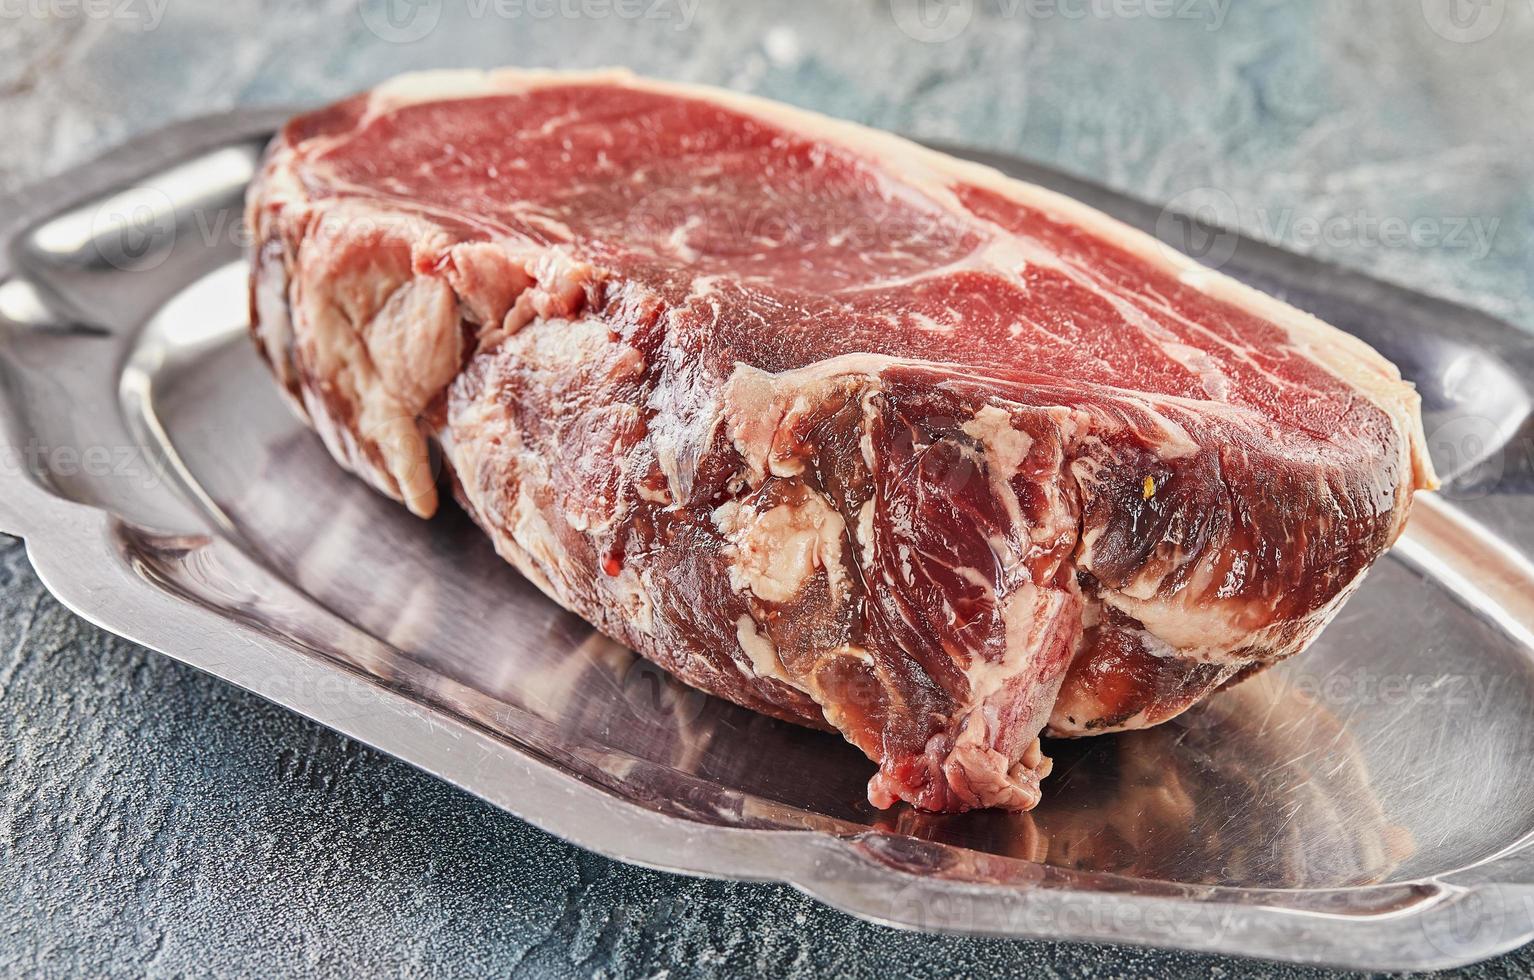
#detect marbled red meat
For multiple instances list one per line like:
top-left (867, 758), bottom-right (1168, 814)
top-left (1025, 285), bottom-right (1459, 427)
top-left (246, 69), bottom-right (1435, 812)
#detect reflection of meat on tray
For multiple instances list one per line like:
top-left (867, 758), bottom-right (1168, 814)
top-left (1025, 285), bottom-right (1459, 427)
top-left (247, 68), bottom-right (1434, 813)
top-left (880, 672), bottom-right (1415, 888)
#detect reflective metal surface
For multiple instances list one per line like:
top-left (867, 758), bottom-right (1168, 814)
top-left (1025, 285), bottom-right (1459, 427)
top-left (2, 111), bottom-right (1533, 970)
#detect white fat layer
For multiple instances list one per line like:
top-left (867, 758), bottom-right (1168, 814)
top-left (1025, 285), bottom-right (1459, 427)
top-left (962, 405), bottom-right (1032, 531)
top-left (288, 208), bottom-right (458, 517)
top-left (442, 437), bottom-right (560, 602)
top-left (635, 482), bottom-right (671, 505)
top-left (963, 582), bottom-right (1042, 707)
top-left (719, 366), bottom-right (779, 486)
top-left (442, 240), bottom-right (532, 327)
top-left (647, 348), bottom-right (714, 507)
top-left (510, 481), bottom-right (564, 584)
top-left (604, 564), bottom-right (656, 636)
top-left (366, 275), bottom-right (461, 411)
top-left (719, 360), bottom-right (882, 493)
top-left (964, 405), bottom-right (1032, 474)
top-left (251, 242), bottom-right (298, 393)
top-left (1101, 556), bottom-right (1372, 665)
top-left (713, 490), bottom-right (848, 604)
top-left (856, 498), bottom-right (877, 568)
top-left (734, 615), bottom-right (800, 688)
top-left (962, 582), bottom-right (1076, 706)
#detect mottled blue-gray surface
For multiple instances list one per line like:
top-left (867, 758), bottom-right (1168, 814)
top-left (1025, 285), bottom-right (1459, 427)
top-left (2, 0), bottom-right (1532, 976)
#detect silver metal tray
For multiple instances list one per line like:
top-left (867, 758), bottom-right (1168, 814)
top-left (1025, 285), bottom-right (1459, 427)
top-left (3, 109), bottom-right (1533, 971)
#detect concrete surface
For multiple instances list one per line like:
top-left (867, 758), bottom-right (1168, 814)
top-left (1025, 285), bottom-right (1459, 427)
top-left (2, 0), bottom-right (1532, 976)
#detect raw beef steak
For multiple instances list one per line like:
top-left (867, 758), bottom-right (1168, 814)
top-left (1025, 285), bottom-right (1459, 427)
top-left (247, 70), bottom-right (1435, 813)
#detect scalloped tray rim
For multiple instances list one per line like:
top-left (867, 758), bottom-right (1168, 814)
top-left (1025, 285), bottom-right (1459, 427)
top-left (1, 107), bottom-right (1532, 971)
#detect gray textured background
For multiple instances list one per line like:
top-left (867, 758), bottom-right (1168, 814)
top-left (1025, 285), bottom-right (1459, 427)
top-left (3, 0), bottom-right (1532, 976)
